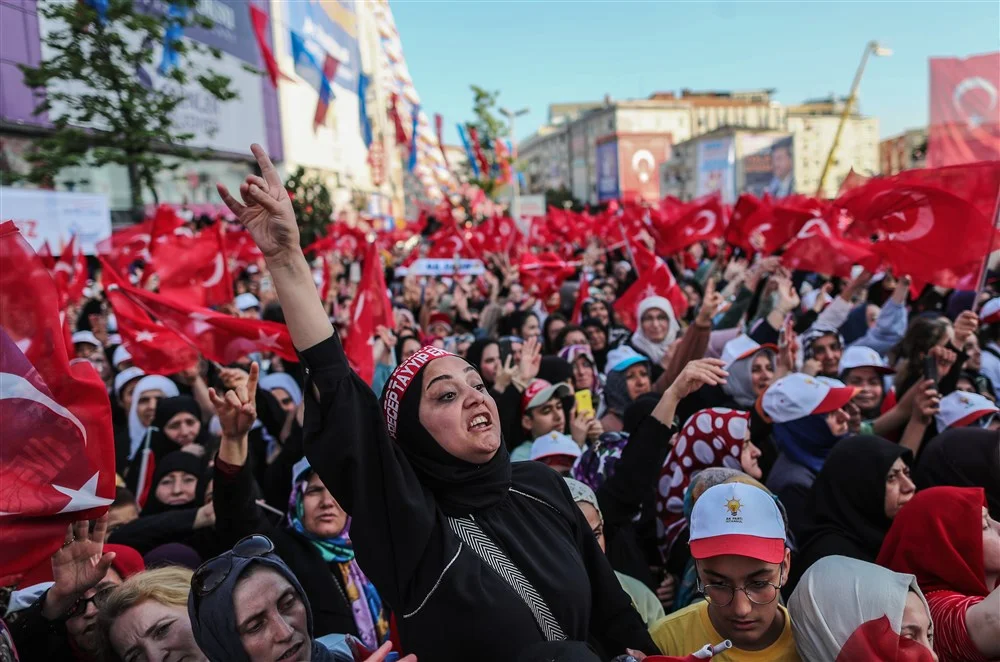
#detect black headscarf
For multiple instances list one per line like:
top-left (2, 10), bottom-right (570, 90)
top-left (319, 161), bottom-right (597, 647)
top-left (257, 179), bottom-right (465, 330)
top-left (580, 317), bottom-right (609, 372)
top-left (787, 435), bottom-right (911, 593)
top-left (381, 355), bottom-right (512, 516)
top-left (466, 338), bottom-right (498, 378)
top-left (916, 428), bottom-right (1000, 518)
top-left (188, 539), bottom-right (335, 662)
top-left (152, 395), bottom-right (203, 431)
top-left (538, 356), bottom-right (573, 386)
top-left (142, 450), bottom-right (206, 516)
top-left (146, 395), bottom-right (214, 463)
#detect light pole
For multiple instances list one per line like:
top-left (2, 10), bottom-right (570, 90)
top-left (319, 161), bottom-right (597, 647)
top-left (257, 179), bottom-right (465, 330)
top-left (500, 106), bottom-right (529, 230)
top-left (815, 41), bottom-right (892, 196)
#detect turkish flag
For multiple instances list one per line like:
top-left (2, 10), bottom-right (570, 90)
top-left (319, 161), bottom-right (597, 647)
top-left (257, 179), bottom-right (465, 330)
top-left (652, 194), bottom-right (727, 257)
top-left (225, 227), bottom-right (264, 272)
top-left (571, 271), bottom-right (590, 324)
top-left (725, 194), bottom-right (820, 255)
top-left (343, 242), bottom-right (393, 384)
top-left (0, 221), bottom-right (115, 580)
top-left (117, 283), bottom-right (297, 364)
top-left (37, 241), bottom-right (55, 270)
top-left (249, 4), bottom-right (291, 88)
top-left (835, 616), bottom-right (936, 662)
top-left (96, 218), bottom-right (156, 273)
top-left (518, 253), bottom-right (576, 300)
top-left (149, 224), bottom-right (233, 307)
top-left (927, 52), bottom-right (1000, 167)
top-left (107, 285), bottom-right (199, 375)
top-left (781, 213), bottom-right (880, 278)
top-left (52, 235), bottom-right (88, 309)
top-left (614, 257), bottom-right (688, 330)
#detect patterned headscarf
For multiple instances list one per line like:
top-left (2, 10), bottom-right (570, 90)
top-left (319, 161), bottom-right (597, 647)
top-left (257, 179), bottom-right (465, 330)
top-left (571, 431), bottom-right (629, 491)
top-left (288, 459), bottom-right (388, 649)
top-left (656, 408), bottom-right (749, 556)
top-left (558, 344), bottom-right (604, 399)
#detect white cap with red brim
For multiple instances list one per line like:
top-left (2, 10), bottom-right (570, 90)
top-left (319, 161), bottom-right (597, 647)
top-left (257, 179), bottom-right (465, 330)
top-left (721, 334), bottom-right (777, 369)
top-left (690, 482), bottom-right (786, 564)
top-left (935, 391), bottom-right (998, 430)
top-left (760, 372), bottom-right (860, 424)
top-left (530, 431), bottom-right (583, 462)
top-left (838, 345), bottom-right (895, 376)
top-left (980, 298), bottom-right (1000, 325)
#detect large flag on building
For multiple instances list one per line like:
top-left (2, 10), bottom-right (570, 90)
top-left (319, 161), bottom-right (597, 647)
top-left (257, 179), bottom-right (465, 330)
top-left (0, 221), bottom-right (115, 581)
top-left (927, 52), bottom-right (1000, 167)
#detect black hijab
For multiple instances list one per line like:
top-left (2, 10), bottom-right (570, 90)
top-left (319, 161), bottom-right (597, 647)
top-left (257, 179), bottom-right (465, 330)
top-left (142, 450), bottom-right (206, 516)
top-left (465, 338), bottom-right (499, 383)
top-left (152, 395), bottom-right (203, 431)
top-left (580, 317), bottom-right (609, 372)
top-left (538, 356), bottom-right (573, 386)
top-left (916, 428), bottom-right (1000, 518)
top-left (381, 353), bottom-right (512, 516)
top-left (787, 435), bottom-right (911, 593)
top-left (188, 538), bottom-right (335, 662)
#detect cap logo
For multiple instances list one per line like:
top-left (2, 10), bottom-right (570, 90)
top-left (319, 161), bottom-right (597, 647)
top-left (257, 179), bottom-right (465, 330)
top-left (725, 495), bottom-right (744, 523)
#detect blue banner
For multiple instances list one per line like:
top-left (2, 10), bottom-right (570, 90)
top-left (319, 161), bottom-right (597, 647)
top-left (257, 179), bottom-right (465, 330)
top-left (358, 73), bottom-right (373, 148)
top-left (457, 124), bottom-right (480, 178)
top-left (285, 0), bottom-right (359, 97)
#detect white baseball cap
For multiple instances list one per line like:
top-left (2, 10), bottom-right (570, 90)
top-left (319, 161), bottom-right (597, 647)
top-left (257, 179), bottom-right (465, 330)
top-left (113, 366), bottom-right (146, 397)
top-left (721, 334), bottom-right (777, 368)
top-left (71, 330), bottom-right (101, 348)
top-left (235, 292), bottom-right (261, 311)
top-left (604, 346), bottom-right (649, 376)
top-left (761, 373), bottom-right (859, 424)
top-left (935, 391), bottom-right (998, 430)
top-left (521, 379), bottom-right (574, 415)
top-left (690, 482), bottom-right (786, 563)
top-left (112, 344), bottom-right (133, 368)
top-left (530, 431), bottom-right (583, 462)
top-left (838, 345), bottom-right (895, 376)
top-left (979, 298), bottom-right (1000, 325)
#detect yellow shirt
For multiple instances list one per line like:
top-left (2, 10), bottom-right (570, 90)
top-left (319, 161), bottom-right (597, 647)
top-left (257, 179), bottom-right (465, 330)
top-left (649, 601), bottom-right (801, 662)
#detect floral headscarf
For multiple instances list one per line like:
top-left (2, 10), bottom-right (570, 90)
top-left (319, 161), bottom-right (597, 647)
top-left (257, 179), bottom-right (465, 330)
top-left (656, 408), bottom-right (749, 556)
top-left (558, 344), bottom-right (604, 399)
top-left (288, 459), bottom-right (388, 649)
top-left (571, 431), bottom-right (629, 491)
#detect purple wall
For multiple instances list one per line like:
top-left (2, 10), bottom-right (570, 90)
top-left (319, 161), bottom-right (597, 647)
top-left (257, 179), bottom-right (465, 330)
top-left (0, 0), bottom-right (282, 160)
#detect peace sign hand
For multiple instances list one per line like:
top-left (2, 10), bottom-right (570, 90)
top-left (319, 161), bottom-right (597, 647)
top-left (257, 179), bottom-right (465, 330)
top-left (217, 144), bottom-right (299, 259)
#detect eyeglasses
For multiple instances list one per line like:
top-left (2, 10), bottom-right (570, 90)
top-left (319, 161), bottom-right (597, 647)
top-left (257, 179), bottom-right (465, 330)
top-left (191, 534), bottom-right (274, 599)
top-left (697, 569), bottom-right (783, 607)
top-left (68, 586), bottom-right (114, 618)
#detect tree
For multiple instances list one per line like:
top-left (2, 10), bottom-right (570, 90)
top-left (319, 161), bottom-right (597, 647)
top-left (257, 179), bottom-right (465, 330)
top-left (545, 187), bottom-right (582, 212)
top-left (464, 84), bottom-right (508, 198)
top-left (284, 166), bottom-right (333, 248)
top-left (18, 0), bottom-right (238, 220)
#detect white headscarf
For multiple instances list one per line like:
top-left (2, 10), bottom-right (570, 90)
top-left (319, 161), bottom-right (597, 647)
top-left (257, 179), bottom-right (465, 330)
top-left (127, 375), bottom-right (179, 458)
top-left (629, 296), bottom-right (679, 365)
top-left (259, 372), bottom-right (303, 406)
top-left (788, 555), bottom-right (933, 662)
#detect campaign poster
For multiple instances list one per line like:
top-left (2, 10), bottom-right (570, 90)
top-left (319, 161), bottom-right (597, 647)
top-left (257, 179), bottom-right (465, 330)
top-left (695, 137), bottom-right (736, 203)
top-left (617, 135), bottom-right (672, 203)
top-left (595, 139), bottom-right (620, 201)
top-left (741, 134), bottom-right (795, 199)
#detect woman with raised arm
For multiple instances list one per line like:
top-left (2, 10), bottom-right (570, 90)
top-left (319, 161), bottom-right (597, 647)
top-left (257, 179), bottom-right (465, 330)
top-left (216, 145), bottom-right (666, 661)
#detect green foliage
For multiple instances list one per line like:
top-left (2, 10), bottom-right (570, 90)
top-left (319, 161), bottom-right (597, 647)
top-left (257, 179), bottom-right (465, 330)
top-left (464, 84), bottom-right (509, 197)
top-left (545, 187), bottom-right (583, 212)
top-left (18, 0), bottom-right (238, 219)
top-left (285, 166), bottom-right (333, 248)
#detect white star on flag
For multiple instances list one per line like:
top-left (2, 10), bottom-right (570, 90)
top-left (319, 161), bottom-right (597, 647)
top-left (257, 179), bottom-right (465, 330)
top-left (135, 331), bottom-right (157, 343)
top-left (188, 312), bottom-right (215, 335)
top-left (53, 473), bottom-right (113, 514)
top-left (256, 330), bottom-right (282, 349)
top-left (642, 285), bottom-right (660, 300)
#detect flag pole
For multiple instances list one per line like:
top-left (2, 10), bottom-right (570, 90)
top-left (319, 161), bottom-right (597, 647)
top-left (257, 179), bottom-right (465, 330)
top-left (973, 186), bottom-right (1000, 313)
top-left (616, 217), bottom-right (641, 277)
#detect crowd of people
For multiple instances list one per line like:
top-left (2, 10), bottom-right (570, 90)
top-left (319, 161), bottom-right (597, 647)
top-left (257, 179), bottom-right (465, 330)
top-left (2, 143), bottom-right (1000, 662)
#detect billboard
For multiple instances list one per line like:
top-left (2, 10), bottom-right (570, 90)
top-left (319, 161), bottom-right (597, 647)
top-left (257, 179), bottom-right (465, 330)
top-left (285, 0), bottom-right (360, 97)
top-left (1, 188), bottom-right (111, 254)
top-left (595, 139), bottom-right (620, 201)
top-left (740, 134), bottom-right (795, 199)
top-left (617, 135), bottom-right (672, 203)
top-left (695, 137), bottom-right (736, 203)
top-left (37, 0), bottom-right (268, 154)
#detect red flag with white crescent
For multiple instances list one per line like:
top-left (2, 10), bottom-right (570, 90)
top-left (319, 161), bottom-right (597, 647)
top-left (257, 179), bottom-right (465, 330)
top-left (0, 221), bottom-right (115, 581)
top-left (927, 52), bottom-right (1000, 167)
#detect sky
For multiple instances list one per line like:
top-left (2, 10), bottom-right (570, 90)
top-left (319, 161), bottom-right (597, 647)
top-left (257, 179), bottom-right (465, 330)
top-left (389, 0), bottom-right (1000, 146)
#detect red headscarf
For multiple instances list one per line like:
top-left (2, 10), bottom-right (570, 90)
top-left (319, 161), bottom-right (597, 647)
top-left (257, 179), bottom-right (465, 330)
top-left (656, 407), bottom-right (749, 555)
top-left (876, 486), bottom-right (988, 597)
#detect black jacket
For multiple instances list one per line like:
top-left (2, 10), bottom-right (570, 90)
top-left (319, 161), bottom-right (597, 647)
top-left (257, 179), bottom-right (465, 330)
top-left (212, 457), bottom-right (360, 639)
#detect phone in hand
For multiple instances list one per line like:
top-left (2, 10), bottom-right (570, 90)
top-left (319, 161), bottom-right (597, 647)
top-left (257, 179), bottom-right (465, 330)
top-left (923, 355), bottom-right (939, 385)
top-left (498, 338), bottom-right (515, 366)
top-left (574, 389), bottom-right (595, 418)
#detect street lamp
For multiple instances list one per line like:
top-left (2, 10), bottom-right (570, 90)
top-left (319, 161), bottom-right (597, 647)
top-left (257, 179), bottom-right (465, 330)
top-left (815, 41), bottom-right (891, 196)
top-left (500, 106), bottom-right (529, 230)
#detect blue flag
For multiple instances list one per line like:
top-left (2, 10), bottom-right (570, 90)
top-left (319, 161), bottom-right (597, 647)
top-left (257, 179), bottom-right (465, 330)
top-left (158, 4), bottom-right (188, 75)
top-left (358, 73), bottom-right (373, 148)
top-left (289, 31), bottom-right (325, 92)
top-left (407, 105), bottom-right (421, 172)
top-left (84, 0), bottom-right (108, 25)
top-left (457, 124), bottom-right (480, 178)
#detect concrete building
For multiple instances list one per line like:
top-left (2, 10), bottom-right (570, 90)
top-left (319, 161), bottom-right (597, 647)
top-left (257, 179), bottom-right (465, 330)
top-left (880, 128), bottom-right (928, 175)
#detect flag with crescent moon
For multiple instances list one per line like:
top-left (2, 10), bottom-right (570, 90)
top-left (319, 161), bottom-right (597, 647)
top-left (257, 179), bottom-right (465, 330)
top-left (928, 52), bottom-right (1000, 167)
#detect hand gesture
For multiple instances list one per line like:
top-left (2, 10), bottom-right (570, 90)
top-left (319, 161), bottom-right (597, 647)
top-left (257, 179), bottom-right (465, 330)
top-left (844, 401), bottom-right (862, 435)
top-left (209, 362), bottom-right (259, 441)
top-left (375, 325), bottom-right (397, 349)
top-left (929, 345), bottom-right (957, 379)
top-left (666, 358), bottom-right (728, 402)
top-left (911, 379), bottom-right (940, 425)
top-left (493, 354), bottom-right (517, 393)
top-left (953, 310), bottom-right (979, 348)
top-left (194, 502), bottom-right (216, 529)
top-left (696, 278), bottom-right (726, 327)
top-left (364, 641), bottom-right (417, 662)
top-left (44, 515), bottom-right (116, 619)
top-left (217, 144), bottom-right (299, 259)
top-left (518, 337), bottom-right (542, 383)
top-left (813, 283), bottom-right (834, 313)
top-left (774, 275), bottom-right (800, 313)
top-left (218, 366), bottom-right (250, 391)
top-left (777, 318), bottom-right (800, 377)
top-left (656, 573), bottom-right (677, 611)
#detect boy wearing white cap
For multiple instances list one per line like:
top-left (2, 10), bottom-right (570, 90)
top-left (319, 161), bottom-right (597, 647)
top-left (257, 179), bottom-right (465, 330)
top-left (650, 483), bottom-right (800, 660)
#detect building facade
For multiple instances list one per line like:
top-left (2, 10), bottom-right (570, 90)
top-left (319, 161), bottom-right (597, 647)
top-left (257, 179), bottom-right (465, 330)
top-left (879, 128), bottom-right (928, 176)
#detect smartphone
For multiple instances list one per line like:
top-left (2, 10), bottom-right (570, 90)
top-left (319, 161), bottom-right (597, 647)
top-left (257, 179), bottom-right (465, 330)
top-left (574, 389), bottom-right (595, 417)
top-left (498, 338), bottom-right (514, 366)
top-left (923, 355), bottom-right (939, 385)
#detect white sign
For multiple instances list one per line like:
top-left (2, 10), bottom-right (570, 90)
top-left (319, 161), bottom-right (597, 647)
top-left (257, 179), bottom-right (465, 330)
top-left (519, 195), bottom-right (546, 218)
top-left (396, 259), bottom-right (486, 277)
top-left (0, 187), bottom-right (112, 254)
top-left (37, 11), bottom-right (267, 154)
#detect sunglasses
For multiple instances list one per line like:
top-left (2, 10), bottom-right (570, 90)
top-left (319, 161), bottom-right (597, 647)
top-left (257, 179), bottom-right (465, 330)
top-left (191, 534), bottom-right (274, 599)
top-left (68, 585), bottom-right (114, 618)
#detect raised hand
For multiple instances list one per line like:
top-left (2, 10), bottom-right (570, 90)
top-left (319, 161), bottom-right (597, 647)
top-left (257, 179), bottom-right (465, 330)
top-left (364, 641), bottom-right (417, 662)
top-left (953, 310), bottom-right (979, 348)
top-left (217, 144), bottom-right (299, 259)
top-left (696, 278), bottom-right (726, 327)
top-left (518, 337), bottom-right (542, 383)
top-left (43, 514), bottom-right (116, 620)
top-left (209, 362), bottom-right (259, 442)
top-left (665, 358), bottom-right (729, 402)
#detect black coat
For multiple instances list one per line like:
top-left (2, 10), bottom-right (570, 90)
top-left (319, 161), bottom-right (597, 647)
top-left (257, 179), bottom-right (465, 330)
top-left (212, 458), bottom-right (360, 639)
